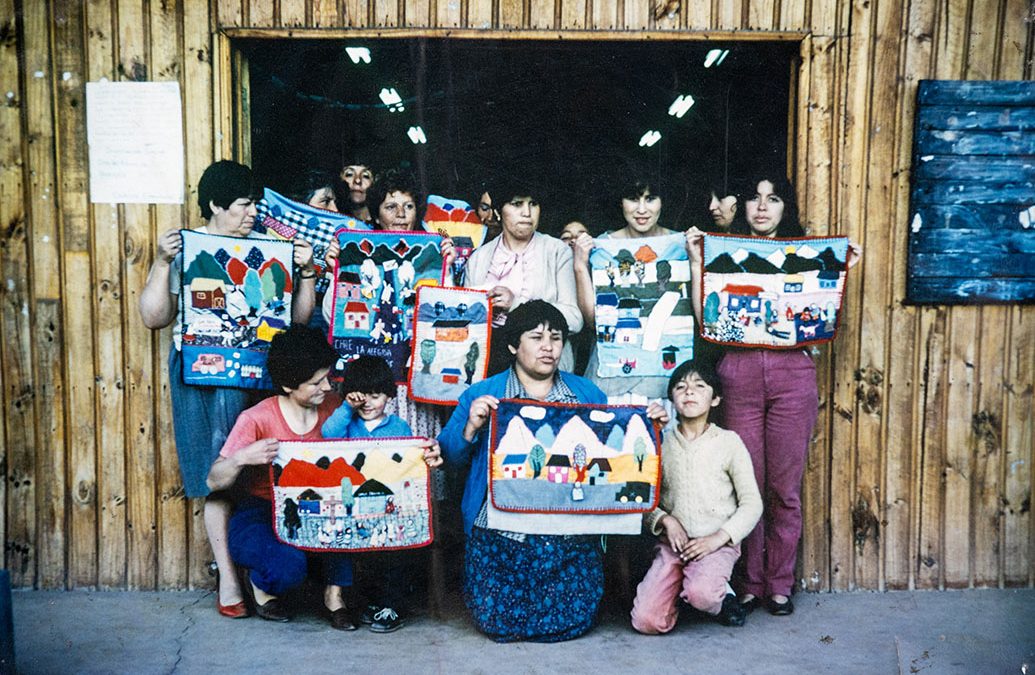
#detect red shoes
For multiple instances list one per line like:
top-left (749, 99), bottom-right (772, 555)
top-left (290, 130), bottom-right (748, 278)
top-left (214, 566), bottom-right (249, 619)
top-left (217, 599), bottom-right (249, 619)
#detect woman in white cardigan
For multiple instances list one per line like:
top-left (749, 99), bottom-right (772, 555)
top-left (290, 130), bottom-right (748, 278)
top-left (462, 181), bottom-right (583, 372)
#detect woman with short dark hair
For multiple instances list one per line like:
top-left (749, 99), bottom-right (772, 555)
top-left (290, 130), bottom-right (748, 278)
top-left (138, 160), bottom-right (317, 619)
top-left (463, 182), bottom-right (583, 371)
top-left (438, 300), bottom-right (614, 642)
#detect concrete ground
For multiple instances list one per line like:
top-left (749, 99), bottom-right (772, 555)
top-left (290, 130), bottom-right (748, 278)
top-left (12, 587), bottom-right (1035, 674)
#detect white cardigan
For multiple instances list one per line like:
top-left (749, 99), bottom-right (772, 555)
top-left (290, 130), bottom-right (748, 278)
top-left (463, 231), bottom-right (584, 335)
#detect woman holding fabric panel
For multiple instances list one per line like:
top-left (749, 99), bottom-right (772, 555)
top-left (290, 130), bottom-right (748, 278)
top-left (438, 300), bottom-right (624, 643)
top-left (462, 181), bottom-right (583, 372)
top-left (138, 160), bottom-right (317, 619)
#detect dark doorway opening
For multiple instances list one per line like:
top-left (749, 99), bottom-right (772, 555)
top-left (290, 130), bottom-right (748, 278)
top-left (242, 38), bottom-right (797, 233)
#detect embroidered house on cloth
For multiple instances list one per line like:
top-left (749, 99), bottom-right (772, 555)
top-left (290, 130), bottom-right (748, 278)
top-left (589, 234), bottom-right (694, 379)
top-left (408, 286), bottom-right (491, 404)
top-left (488, 400), bottom-right (660, 514)
top-left (700, 233), bottom-right (849, 348)
top-left (180, 230), bottom-right (294, 389)
top-left (254, 187), bottom-right (372, 294)
top-left (329, 230), bottom-right (445, 383)
top-left (271, 438), bottom-right (432, 552)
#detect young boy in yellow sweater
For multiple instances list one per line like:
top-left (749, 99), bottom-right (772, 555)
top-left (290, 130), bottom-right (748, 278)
top-left (632, 359), bottom-right (762, 633)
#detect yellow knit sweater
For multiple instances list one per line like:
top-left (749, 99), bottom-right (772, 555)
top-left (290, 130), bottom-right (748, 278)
top-left (646, 424), bottom-right (763, 545)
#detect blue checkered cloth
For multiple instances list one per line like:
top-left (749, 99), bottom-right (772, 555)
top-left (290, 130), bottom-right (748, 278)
top-left (255, 188), bottom-right (373, 293)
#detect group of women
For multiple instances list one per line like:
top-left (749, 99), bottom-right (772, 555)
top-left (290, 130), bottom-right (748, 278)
top-left (142, 158), bottom-right (859, 642)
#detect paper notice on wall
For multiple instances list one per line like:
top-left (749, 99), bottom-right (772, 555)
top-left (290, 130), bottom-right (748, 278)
top-left (86, 81), bottom-right (184, 204)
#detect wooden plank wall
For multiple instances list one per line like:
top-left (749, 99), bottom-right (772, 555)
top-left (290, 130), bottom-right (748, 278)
top-left (1, 0), bottom-right (1031, 590)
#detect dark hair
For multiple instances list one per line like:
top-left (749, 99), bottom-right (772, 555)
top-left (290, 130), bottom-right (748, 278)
top-left (616, 177), bottom-right (665, 202)
top-left (503, 300), bottom-right (570, 350)
top-left (342, 356), bottom-right (396, 397)
top-left (731, 172), bottom-right (804, 237)
top-left (291, 169), bottom-right (339, 206)
top-left (367, 169), bottom-right (422, 228)
top-left (198, 160), bottom-right (258, 220)
top-left (267, 325), bottom-right (339, 392)
top-left (667, 359), bottom-right (723, 401)
top-left (491, 179), bottom-right (542, 211)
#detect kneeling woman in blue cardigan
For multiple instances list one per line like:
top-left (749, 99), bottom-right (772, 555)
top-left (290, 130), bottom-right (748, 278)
top-left (438, 300), bottom-right (608, 642)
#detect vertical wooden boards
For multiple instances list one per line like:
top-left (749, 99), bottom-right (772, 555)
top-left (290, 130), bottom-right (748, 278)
top-left (827, 0), bottom-right (874, 592)
top-left (466, 0), bottom-right (493, 28)
top-left (249, 0), bottom-right (276, 26)
top-left (746, 0), bottom-right (773, 30)
top-left (529, 0), bottom-right (553, 28)
top-left (312, 0), bottom-right (344, 25)
top-left (182, 0), bottom-right (215, 591)
top-left (559, 0), bottom-right (585, 28)
top-left (916, 307), bottom-right (948, 588)
top-left (279, 0), bottom-right (308, 25)
top-left (373, 0), bottom-right (401, 25)
top-left (882, 0), bottom-right (936, 591)
top-left (967, 0), bottom-right (1009, 589)
top-left (590, 0), bottom-right (617, 29)
top-left (0, 0), bottom-right (21, 585)
top-left (623, 0), bottom-right (649, 29)
top-left (0, 0), bottom-right (36, 588)
top-left (799, 35), bottom-right (835, 593)
top-left (51, 0), bottom-right (93, 591)
top-left (499, 0), bottom-right (524, 27)
top-left (18, 0), bottom-right (65, 590)
top-left (438, 0), bottom-right (463, 27)
top-left (1002, 307), bottom-right (1033, 586)
top-left (1000, 0), bottom-right (1034, 590)
top-left (81, 0), bottom-right (118, 591)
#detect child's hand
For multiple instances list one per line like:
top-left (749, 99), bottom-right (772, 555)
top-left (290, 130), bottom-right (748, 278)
top-left (464, 395), bottom-right (499, 441)
top-left (419, 439), bottom-right (444, 469)
top-left (661, 515), bottom-right (690, 556)
top-left (646, 400), bottom-right (669, 427)
top-left (346, 391), bottom-right (367, 409)
top-left (684, 530), bottom-right (731, 562)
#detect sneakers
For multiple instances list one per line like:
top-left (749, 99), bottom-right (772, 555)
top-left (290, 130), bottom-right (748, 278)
top-left (717, 593), bottom-right (747, 627)
top-left (359, 604), bottom-right (381, 625)
top-left (369, 606), bottom-right (405, 633)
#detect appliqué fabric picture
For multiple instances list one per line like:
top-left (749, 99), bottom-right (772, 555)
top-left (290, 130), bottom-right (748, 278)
top-left (329, 230), bottom-right (446, 383)
top-left (422, 195), bottom-right (487, 286)
top-left (180, 230), bottom-right (294, 389)
top-left (489, 400), bottom-right (660, 514)
top-left (589, 233), bottom-right (695, 379)
top-left (408, 286), bottom-right (492, 405)
top-left (701, 233), bottom-right (849, 348)
top-left (255, 187), bottom-right (372, 294)
top-left (271, 438), bottom-right (432, 552)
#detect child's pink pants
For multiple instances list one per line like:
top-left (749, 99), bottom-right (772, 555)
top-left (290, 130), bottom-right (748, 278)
top-left (630, 539), bottom-right (741, 634)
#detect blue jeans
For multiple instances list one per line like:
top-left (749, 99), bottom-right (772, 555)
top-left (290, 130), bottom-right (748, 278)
top-left (229, 498), bottom-right (352, 596)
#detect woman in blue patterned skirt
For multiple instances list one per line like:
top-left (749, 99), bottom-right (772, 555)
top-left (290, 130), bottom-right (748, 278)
top-left (438, 300), bottom-right (613, 642)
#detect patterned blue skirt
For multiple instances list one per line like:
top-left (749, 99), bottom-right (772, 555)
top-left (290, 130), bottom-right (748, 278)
top-left (463, 526), bottom-right (604, 643)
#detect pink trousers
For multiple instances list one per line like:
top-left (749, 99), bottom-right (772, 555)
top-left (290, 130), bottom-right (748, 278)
top-left (630, 539), bottom-right (741, 635)
top-left (718, 349), bottom-right (819, 598)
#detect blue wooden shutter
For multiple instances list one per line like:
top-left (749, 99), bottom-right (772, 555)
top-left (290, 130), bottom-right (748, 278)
top-left (907, 80), bottom-right (1035, 304)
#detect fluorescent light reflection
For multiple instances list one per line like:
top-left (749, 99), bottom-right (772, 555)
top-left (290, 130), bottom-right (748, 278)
top-left (668, 94), bottom-right (695, 118)
top-left (345, 47), bottom-right (371, 64)
top-left (704, 49), bottom-right (730, 68)
top-left (638, 130), bottom-right (661, 147)
top-left (407, 126), bottom-right (427, 144)
top-left (379, 87), bottom-right (405, 112)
